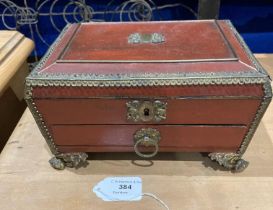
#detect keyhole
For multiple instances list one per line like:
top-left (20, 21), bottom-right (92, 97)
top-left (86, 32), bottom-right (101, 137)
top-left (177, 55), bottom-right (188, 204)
top-left (144, 108), bottom-right (150, 116)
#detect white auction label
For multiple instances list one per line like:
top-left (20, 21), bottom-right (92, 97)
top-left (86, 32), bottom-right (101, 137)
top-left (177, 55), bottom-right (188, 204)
top-left (93, 176), bottom-right (142, 201)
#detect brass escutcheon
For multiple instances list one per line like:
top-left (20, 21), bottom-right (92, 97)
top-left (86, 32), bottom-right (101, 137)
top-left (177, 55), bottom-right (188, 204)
top-left (126, 100), bottom-right (167, 122)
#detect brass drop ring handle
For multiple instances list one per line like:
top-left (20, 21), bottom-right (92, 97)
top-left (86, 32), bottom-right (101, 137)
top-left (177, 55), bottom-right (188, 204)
top-left (134, 137), bottom-right (159, 158)
top-left (133, 128), bottom-right (161, 158)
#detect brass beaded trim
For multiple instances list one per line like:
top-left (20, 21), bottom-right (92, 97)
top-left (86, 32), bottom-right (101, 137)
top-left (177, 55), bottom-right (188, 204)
top-left (238, 81), bottom-right (272, 155)
top-left (25, 87), bottom-right (58, 154)
top-left (24, 24), bottom-right (72, 154)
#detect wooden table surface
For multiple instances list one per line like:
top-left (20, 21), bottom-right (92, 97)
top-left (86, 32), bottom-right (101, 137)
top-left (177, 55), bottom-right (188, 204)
top-left (0, 55), bottom-right (273, 210)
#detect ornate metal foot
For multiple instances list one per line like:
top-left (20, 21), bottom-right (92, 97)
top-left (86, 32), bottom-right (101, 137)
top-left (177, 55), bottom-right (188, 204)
top-left (208, 153), bottom-right (249, 172)
top-left (49, 152), bottom-right (88, 170)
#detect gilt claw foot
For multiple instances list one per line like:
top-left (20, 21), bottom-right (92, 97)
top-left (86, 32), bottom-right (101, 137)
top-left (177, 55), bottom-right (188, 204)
top-left (49, 152), bottom-right (88, 170)
top-left (208, 152), bottom-right (249, 172)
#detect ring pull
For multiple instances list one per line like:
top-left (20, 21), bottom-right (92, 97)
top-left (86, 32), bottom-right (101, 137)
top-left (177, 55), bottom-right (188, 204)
top-left (133, 128), bottom-right (161, 158)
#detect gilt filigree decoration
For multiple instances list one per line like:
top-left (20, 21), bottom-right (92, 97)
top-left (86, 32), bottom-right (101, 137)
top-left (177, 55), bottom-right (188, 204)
top-left (128, 32), bottom-right (165, 44)
top-left (209, 152), bottom-right (249, 172)
top-left (126, 100), bottom-right (167, 122)
top-left (49, 152), bottom-right (88, 170)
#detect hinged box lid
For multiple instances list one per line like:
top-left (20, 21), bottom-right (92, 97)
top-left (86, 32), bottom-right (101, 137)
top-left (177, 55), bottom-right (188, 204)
top-left (27, 20), bottom-right (271, 89)
top-left (61, 21), bottom-right (236, 62)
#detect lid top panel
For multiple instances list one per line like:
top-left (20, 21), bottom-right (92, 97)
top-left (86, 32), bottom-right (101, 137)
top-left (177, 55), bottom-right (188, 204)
top-left (60, 20), bottom-right (237, 62)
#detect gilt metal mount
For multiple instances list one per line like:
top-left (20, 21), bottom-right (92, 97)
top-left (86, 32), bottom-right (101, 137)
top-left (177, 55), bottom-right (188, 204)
top-left (128, 33), bottom-right (165, 44)
top-left (126, 100), bottom-right (167, 122)
top-left (133, 128), bottom-right (161, 158)
top-left (208, 152), bottom-right (249, 172)
top-left (49, 152), bottom-right (88, 170)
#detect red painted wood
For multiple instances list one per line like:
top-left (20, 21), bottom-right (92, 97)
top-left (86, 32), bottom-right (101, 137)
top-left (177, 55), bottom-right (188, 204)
top-left (218, 21), bottom-right (253, 67)
top-left (38, 20), bottom-right (257, 75)
top-left (57, 145), bottom-right (238, 153)
top-left (43, 24), bottom-right (79, 69)
top-left (52, 125), bottom-right (247, 152)
top-left (62, 21), bottom-right (234, 61)
top-left (32, 84), bottom-right (264, 98)
top-left (35, 98), bottom-right (260, 125)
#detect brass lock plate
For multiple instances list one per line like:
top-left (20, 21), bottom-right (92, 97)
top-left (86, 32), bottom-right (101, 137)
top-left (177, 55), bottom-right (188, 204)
top-left (126, 100), bottom-right (167, 122)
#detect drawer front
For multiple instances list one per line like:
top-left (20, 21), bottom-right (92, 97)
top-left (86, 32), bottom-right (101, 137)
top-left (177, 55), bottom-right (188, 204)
top-left (35, 98), bottom-right (260, 125)
top-left (52, 124), bottom-right (247, 152)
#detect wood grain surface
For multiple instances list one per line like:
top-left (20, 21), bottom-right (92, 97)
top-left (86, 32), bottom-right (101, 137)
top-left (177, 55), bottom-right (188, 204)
top-left (0, 55), bottom-right (272, 210)
top-left (0, 30), bottom-right (34, 94)
top-left (0, 30), bottom-right (34, 152)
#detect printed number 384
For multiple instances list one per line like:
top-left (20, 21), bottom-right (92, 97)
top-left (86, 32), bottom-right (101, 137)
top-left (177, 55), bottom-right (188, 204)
top-left (118, 185), bottom-right (132, 189)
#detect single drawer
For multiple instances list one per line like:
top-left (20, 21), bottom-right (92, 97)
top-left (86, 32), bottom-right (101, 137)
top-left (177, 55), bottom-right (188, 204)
top-left (52, 124), bottom-right (247, 153)
top-left (35, 98), bottom-right (260, 125)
